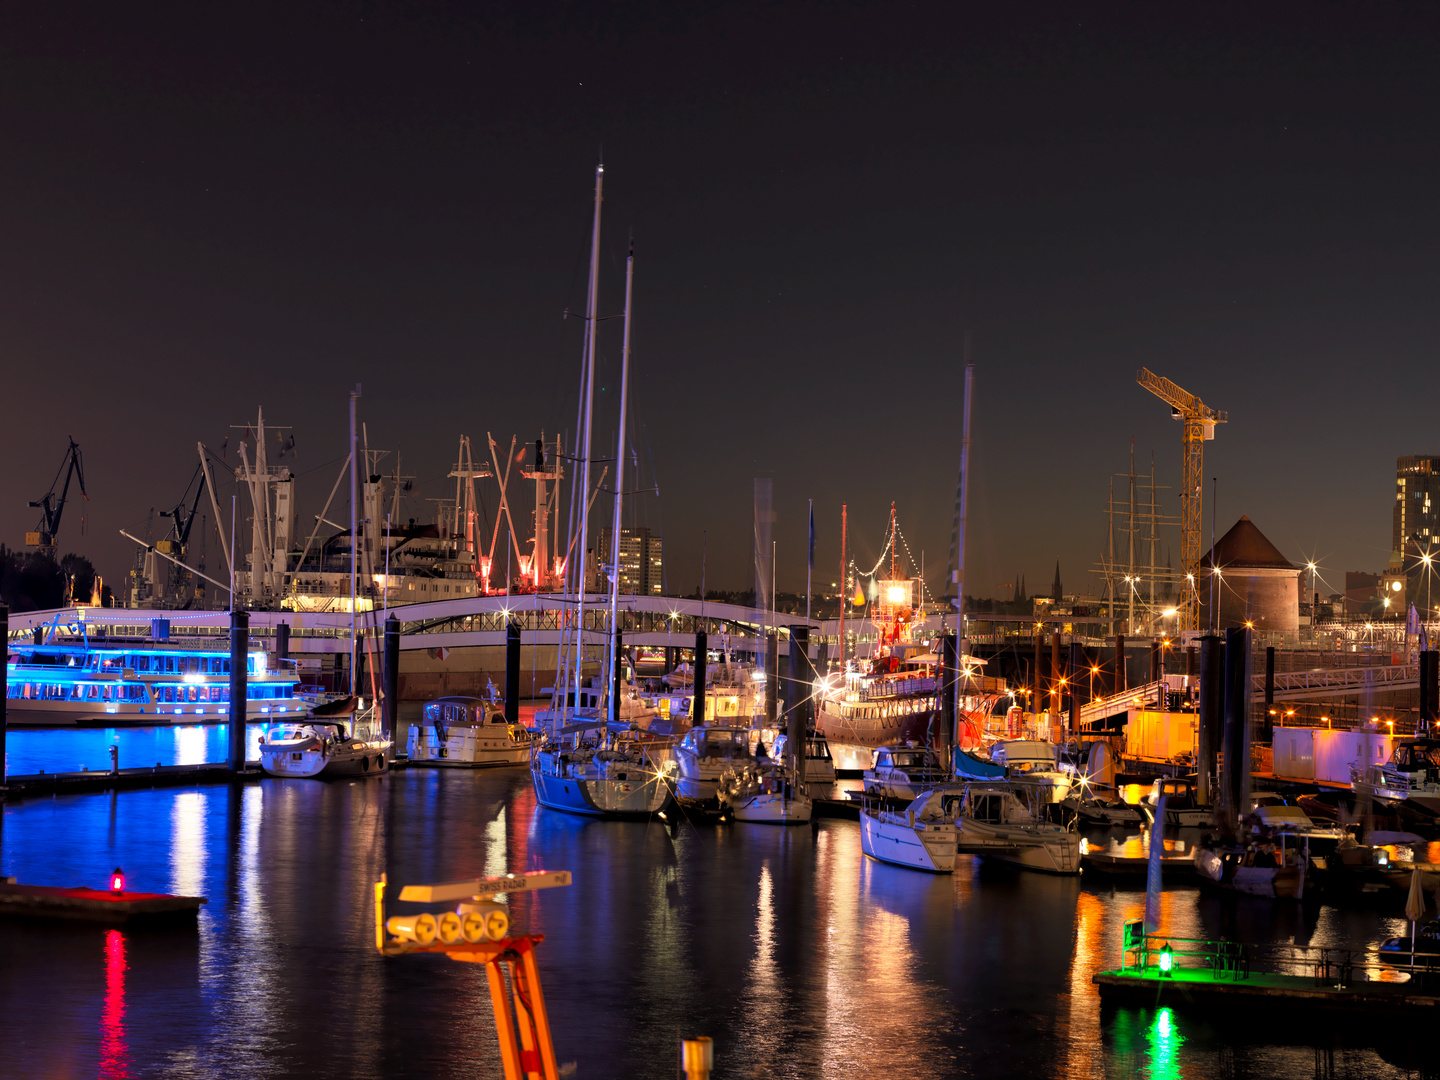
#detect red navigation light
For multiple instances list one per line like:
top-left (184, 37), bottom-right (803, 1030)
top-left (110, 868), bottom-right (125, 895)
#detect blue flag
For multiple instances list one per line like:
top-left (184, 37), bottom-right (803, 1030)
top-left (1144, 791), bottom-right (1167, 933)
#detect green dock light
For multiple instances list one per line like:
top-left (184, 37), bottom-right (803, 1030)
top-left (1159, 942), bottom-right (1174, 977)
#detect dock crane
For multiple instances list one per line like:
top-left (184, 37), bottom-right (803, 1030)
top-left (1136, 369), bottom-right (1227, 632)
top-left (26, 437), bottom-right (88, 550)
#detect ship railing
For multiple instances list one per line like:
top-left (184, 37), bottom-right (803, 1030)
top-left (1119, 925), bottom-right (1419, 988)
top-left (859, 677), bottom-right (937, 701)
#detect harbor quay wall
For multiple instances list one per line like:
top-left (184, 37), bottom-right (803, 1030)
top-left (394, 644), bottom-right (559, 701)
top-left (1271, 727), bottom-right (1396, 785)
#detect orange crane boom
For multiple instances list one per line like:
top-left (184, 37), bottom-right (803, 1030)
top-left (1136, 368), bottom-right (1227, 632)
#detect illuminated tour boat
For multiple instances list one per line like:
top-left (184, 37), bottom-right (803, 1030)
top-left (4, 610), bottom-right (305, 726)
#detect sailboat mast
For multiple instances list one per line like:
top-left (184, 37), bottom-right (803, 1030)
top-left (607, 240), bottom-right (634, 724)
top-left (569, 163), bottom-right (604, 715)
top-left (349, 384), bottom-right (360, 697)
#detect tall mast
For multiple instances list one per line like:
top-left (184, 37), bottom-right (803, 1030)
top-left (1127, 437), bottom-right (1136, 637)
top-left (568, 163), bottom-right (604, 716)
top-left (839, 504), bottom-right (847, 667)
top-left (957, 362), bottom-right (974, 655)
top-left (349, 384), bottom-right (361, 697)
top-left (607, 240), bottom-right (634, 723)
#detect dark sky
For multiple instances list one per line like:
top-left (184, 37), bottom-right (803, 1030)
top-left (3, 2), bottom-right (1439, 601)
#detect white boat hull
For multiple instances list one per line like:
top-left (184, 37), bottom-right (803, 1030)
top-left (530, 760), bottom-right (671, 818)
top-left (408, 728), bottom-right (528, 767)
top-left (730, 792), bottom-right (813, 825)
top-left (259, 740), bottom-right (392, 779)
top-left (860, 812), bottom-right (957, 873)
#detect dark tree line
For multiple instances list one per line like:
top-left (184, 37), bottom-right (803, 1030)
top-left (0, 545), bottom-right (111, 612)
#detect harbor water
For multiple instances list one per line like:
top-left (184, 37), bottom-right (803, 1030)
top-left (0, 764), bottom-right (1432, 1078)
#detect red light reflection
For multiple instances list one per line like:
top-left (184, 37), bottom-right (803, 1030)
top-left (99, 928), bottom-right (132, 1079)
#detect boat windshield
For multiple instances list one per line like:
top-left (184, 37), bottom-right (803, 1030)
top-left (889, 751), bottom-right (934, 769)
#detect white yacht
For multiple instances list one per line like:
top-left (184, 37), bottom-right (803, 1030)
top-left (1352, 738), bottom-right (1440, 806)
top-left (532, 677), bottom-right (659, 736)
top-left (770, 734), bottom-right (835, 784)
top-left (258, 698), bottom-right (393, 778)
top-left (862, 744), bottom-right (950, 801)
top-left (408, 695), bottom-right (529, 767)
top-left (949, 784), bottom-right (1081, 874)
top-left (859, 790), bottom-right (958, 873)
top-left (530, 723), bottom-right (673, 818)
top-left (989, 740), bottom-right (1074, 803)
top-left (672, 725), bottom-right (756, 799)
top-left (718, 763), bottom-right (812, 824)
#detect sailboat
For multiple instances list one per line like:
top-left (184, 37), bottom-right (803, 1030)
top-left (530, 165), bottom-right (671, 819)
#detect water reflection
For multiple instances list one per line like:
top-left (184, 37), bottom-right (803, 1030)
top-left (99, 929), bottom-right (131, 1079)
top-left (0, 769), bottom-right (1431, 1078)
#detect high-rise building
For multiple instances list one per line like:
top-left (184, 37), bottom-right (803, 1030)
top-left (595, 527), bottom-right (664, 595)
top-left (1395, 456), bottom-right (1440, 555)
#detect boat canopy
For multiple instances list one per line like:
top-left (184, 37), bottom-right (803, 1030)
top-left (954, 748), bottom-right (1006, 780)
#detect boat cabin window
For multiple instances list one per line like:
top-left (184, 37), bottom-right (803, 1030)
top-left (890, 751), bottom-right (931, 769)
top-left (807, 738), bottom-right (831, 760)
top-left (1395, 744), bottom-right (1440, 770)
top-left (970, 794), bottom-right (1003, 825)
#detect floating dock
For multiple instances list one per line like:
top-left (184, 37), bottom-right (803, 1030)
top-left (1094, 967), bottom-right (1440, 1015)
top-left (1, 762), bottom-right (265, 801)
top-left (1081, 851), bottom-right (1197, 877)
top-left (0, 879), bottom-right (206, 923)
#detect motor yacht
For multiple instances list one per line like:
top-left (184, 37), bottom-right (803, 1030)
top-left (408, 695), bottom-right (529, 767)
top-left (989, 740), bottom-right (1074, 803)
top-left (862, 744), bottom-right (949, 801)
top-left (672, 725), bottom-right (756, 799)
top-left (258, 697), bottom-right (393, 778)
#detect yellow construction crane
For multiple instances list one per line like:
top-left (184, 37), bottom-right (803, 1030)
top-left (1136, 368), bottom-right (1227, 632)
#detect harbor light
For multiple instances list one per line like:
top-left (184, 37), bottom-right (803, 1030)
top-left (110, 868), bottom-right (125, 895)
top-left (1159, 942), bottom-right (1174, 977)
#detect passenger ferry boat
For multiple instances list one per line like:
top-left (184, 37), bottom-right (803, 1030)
top-left (5, 611), bottom-right (305, 726)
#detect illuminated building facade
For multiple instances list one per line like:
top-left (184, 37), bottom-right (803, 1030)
top-left (595, 527), bottom-right (664, 595)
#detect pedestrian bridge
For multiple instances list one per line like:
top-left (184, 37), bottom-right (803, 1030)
top-left (5, 596), bottom-right (840, 657)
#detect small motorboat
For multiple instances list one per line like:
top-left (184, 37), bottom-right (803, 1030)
top-left (1193, 837), bottom-right (1312, 899)
top-left (771, 733), bottom-right (836, 784)
top-left (1141, 776), bottom-right (1213, 827)
top-left (1379, 919), bottom-right (1440, 968)
top-left (862, 744), bottom-right (949, 801)
top-left (718, 763), bottom-right (812, 825)
top-left (1060, 793), bottom-right (1144, 827)
top-left (859, 791), bottom-right (957, 873)
top-left (258, 697), bottom-right (393, 779)
top-left (672, 725), bottom-right (756, 799)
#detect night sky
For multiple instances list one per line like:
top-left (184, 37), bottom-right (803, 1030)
top-left (3, 3), bottom-right (1438, 602)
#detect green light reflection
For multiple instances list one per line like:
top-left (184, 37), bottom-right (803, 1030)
top-left (1147, 1007), bottom-right (1184, 1080)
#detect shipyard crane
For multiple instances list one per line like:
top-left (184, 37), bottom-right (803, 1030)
top-left (1136, 368), bottom-right (1227, 632)
top-left (27, 437), bottom-right (88, 550)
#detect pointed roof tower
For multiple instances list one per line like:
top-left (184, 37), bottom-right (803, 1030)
top-left (1198, 516), bottom-right (1295, 570)
top-left (1050, 560), bottom-right (1063, 601)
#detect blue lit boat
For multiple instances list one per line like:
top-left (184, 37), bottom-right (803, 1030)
top-left (4, 610), bottom-right (305, 726)
top-left (530, 722), bottom-right (674, 818)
